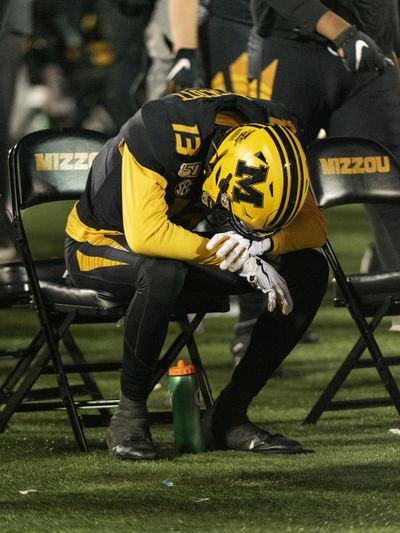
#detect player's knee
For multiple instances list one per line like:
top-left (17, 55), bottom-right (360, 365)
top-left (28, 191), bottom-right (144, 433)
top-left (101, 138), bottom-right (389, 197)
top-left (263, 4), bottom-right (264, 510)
top-left (137, 258), bottom-right (188, 296)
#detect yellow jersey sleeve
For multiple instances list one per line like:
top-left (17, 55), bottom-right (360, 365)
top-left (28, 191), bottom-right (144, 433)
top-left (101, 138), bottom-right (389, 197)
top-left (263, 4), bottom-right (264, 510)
top-left (270, 191), bottom-right (327, 255)
top-left (121, 143), bottom-right (222, 266)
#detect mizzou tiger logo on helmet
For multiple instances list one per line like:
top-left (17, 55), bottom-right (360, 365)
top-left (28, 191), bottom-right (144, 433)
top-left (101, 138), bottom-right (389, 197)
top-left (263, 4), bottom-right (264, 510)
top-left (202, 124), bottom-right (309, 239)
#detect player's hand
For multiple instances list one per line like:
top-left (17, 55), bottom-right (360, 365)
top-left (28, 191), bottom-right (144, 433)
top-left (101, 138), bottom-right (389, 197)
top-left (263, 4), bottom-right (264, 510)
top-left (166, 48), bottom-right (199, 93)
top-left (239, 256), bottom-right (293, 315)
top-left (332, 25), bottom-right (394, 74)
top-left (206, 231), bottom-right (272, 272)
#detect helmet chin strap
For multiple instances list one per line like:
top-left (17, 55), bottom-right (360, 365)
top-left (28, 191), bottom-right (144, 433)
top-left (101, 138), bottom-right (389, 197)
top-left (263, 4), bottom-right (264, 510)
top-left (228, 202), bottom-right (279, 241)
top-left (229, 213), bottom-right (265, 241)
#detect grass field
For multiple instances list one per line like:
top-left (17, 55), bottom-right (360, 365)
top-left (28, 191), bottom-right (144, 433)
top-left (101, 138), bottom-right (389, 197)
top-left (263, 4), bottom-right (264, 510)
top-left (0, 204), bottom-right (399, 532)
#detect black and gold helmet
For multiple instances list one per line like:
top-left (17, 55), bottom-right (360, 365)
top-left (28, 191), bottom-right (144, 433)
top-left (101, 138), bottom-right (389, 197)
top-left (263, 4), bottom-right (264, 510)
top-left (202, 124), bottom-right (310, 240)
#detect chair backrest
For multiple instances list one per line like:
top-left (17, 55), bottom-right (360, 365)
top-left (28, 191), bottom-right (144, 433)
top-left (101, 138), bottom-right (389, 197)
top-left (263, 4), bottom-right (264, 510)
top-left (306, 137), bottom-right (400, 209)
top-left (9, 128), bottom-right (108, 211)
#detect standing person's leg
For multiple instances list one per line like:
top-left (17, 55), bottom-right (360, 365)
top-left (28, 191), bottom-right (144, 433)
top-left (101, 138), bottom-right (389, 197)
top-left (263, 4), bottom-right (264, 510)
top-left (329, 62), bottom-right (400, 271)
top-left (206, 15), bottom-right (252, 94)
top-left (248, 36), bottom-right (324, 144)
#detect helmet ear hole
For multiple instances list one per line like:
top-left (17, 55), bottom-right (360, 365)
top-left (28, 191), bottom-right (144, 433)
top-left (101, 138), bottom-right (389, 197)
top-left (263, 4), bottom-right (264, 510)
top-left (201, 191), bottom-right (214, 208)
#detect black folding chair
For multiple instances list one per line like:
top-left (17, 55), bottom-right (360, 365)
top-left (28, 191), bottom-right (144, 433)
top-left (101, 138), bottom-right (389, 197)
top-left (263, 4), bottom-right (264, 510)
top-left (303, 137), bottom-right (400, 424)
top-left (0, 128), bottom-right (229, 451)
top-left (0, 258), bottom-right (66, 400)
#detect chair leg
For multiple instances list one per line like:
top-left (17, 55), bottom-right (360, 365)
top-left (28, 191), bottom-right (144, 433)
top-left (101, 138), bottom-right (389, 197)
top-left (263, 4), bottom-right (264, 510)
top-left (0, 349), bottom-right (51, 432)
top-left (55, 370), bottom-right (88, 452)
top-left (179, 317), bottom-right (214, 409)
top-left (150, 312), bottom-right (205, 390)
top-left (61, 329), bottom-right (112, 424)
top-left (349, 301), bottom-right (400, 417)
top-left (0, 342), bottom-right (88, 451)
top-left (303, 333), bottom-right (369, 424)
top-left (0, 349), bottom-right (26, 359)
top-left (304, 299), bottom-right (400, 424)
top-left (147, 312), bottom-right (214, 424)
top-left (46, 313), bottom-right (89, 452)
top-left (62, 330), bottom-right (106, 401)
top-left (0, 330), bottom-right (45, 401)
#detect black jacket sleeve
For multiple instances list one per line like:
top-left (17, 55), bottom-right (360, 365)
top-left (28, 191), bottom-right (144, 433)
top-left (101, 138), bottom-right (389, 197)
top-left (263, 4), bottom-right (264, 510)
top-left (252, 0), bottom-right (329, 35)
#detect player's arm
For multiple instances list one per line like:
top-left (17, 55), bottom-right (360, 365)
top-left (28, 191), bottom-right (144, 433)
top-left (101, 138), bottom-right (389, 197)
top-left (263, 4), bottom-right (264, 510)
top-left (121, 143), bottom-right (221, 266)
top-left (166, 0), bottom-right (200, 92)
top-left (264, 0), bottom-right (331, 36)
top-left (265, 0), bottom-right (391, 73)
top-left (270, 191), bottom-right (327, 255)
top-left (168, 0), bottom-right (198, 52)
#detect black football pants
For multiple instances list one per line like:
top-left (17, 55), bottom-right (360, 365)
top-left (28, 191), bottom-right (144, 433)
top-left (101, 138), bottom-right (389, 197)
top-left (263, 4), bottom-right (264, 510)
top-left (65, 235), bottom-right (328, 400)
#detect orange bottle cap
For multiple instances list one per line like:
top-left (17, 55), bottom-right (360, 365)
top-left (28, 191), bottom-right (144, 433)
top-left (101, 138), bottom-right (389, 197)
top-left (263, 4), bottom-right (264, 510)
top-left (168, 359), bottom-right (196, 376)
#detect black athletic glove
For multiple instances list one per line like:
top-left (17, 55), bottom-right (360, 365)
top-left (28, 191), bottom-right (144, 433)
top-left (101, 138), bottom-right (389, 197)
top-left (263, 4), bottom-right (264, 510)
top-left (332, 25), bottom-right (394, 74)
top-left (166, 48), bottom-right (199, 94)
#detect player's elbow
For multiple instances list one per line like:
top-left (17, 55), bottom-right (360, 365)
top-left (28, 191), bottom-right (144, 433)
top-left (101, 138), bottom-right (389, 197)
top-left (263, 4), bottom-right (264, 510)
top-left (127, 235), bottom-right (156, 256)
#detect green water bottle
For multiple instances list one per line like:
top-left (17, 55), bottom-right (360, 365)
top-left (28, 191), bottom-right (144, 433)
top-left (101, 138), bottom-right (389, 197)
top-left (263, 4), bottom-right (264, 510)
top-left (168, 359), bottom-right (206, 453)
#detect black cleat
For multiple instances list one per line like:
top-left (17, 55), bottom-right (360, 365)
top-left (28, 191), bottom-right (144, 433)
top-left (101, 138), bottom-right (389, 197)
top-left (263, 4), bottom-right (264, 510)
top-left (107, 432), bottom-right (156, 460)
top-left (203, 406), bottom-right (303, 454)
top-left (223, 421), bottom-right (304, 454)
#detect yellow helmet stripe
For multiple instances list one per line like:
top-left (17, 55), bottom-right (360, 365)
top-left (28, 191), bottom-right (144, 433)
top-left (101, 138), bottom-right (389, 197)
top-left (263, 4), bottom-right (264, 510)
top-left (266, 125), bottom-right (306, 228)
top-left (265, 126), bottom-right (294, 228)
top-left (277, 125), bottom-right (308, 226)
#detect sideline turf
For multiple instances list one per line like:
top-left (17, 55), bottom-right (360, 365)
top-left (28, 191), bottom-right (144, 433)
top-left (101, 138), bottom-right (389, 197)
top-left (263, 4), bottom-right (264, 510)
top-left (0, 205), bottom-right (399, 532)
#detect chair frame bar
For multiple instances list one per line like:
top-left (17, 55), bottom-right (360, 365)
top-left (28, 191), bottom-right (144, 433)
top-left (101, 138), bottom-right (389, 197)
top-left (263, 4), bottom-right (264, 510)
top-left (303, 240), bottom-right (400, 424)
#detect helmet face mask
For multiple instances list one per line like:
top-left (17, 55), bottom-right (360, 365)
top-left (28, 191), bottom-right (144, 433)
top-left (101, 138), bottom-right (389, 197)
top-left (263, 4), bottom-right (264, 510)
top-left (202, 123), bottom-right (310, 240)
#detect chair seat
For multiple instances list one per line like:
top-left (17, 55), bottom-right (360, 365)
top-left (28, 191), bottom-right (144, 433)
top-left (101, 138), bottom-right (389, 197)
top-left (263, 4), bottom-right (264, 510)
top-left (0, 259), bottom-right (66, 308)
top-left (40, 278), bottom-right (128, 316)
top-left (0, 257), bottom-right (231, 316)
top-left (40, 277), bottom-right (230, 318)
top-left (333, 272), bottom-right (400, 315)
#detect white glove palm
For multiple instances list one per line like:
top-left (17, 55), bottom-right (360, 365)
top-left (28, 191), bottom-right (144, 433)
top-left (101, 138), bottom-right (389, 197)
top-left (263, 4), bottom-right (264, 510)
top-left (239, 256), bottom-right (293, 315)
top-left (206, 231), bottom-right (272, 272)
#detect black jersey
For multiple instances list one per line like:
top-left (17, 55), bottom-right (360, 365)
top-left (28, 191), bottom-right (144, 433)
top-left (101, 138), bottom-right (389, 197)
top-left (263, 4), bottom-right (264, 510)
top-left (75, 89), bottom-right (298, 234)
